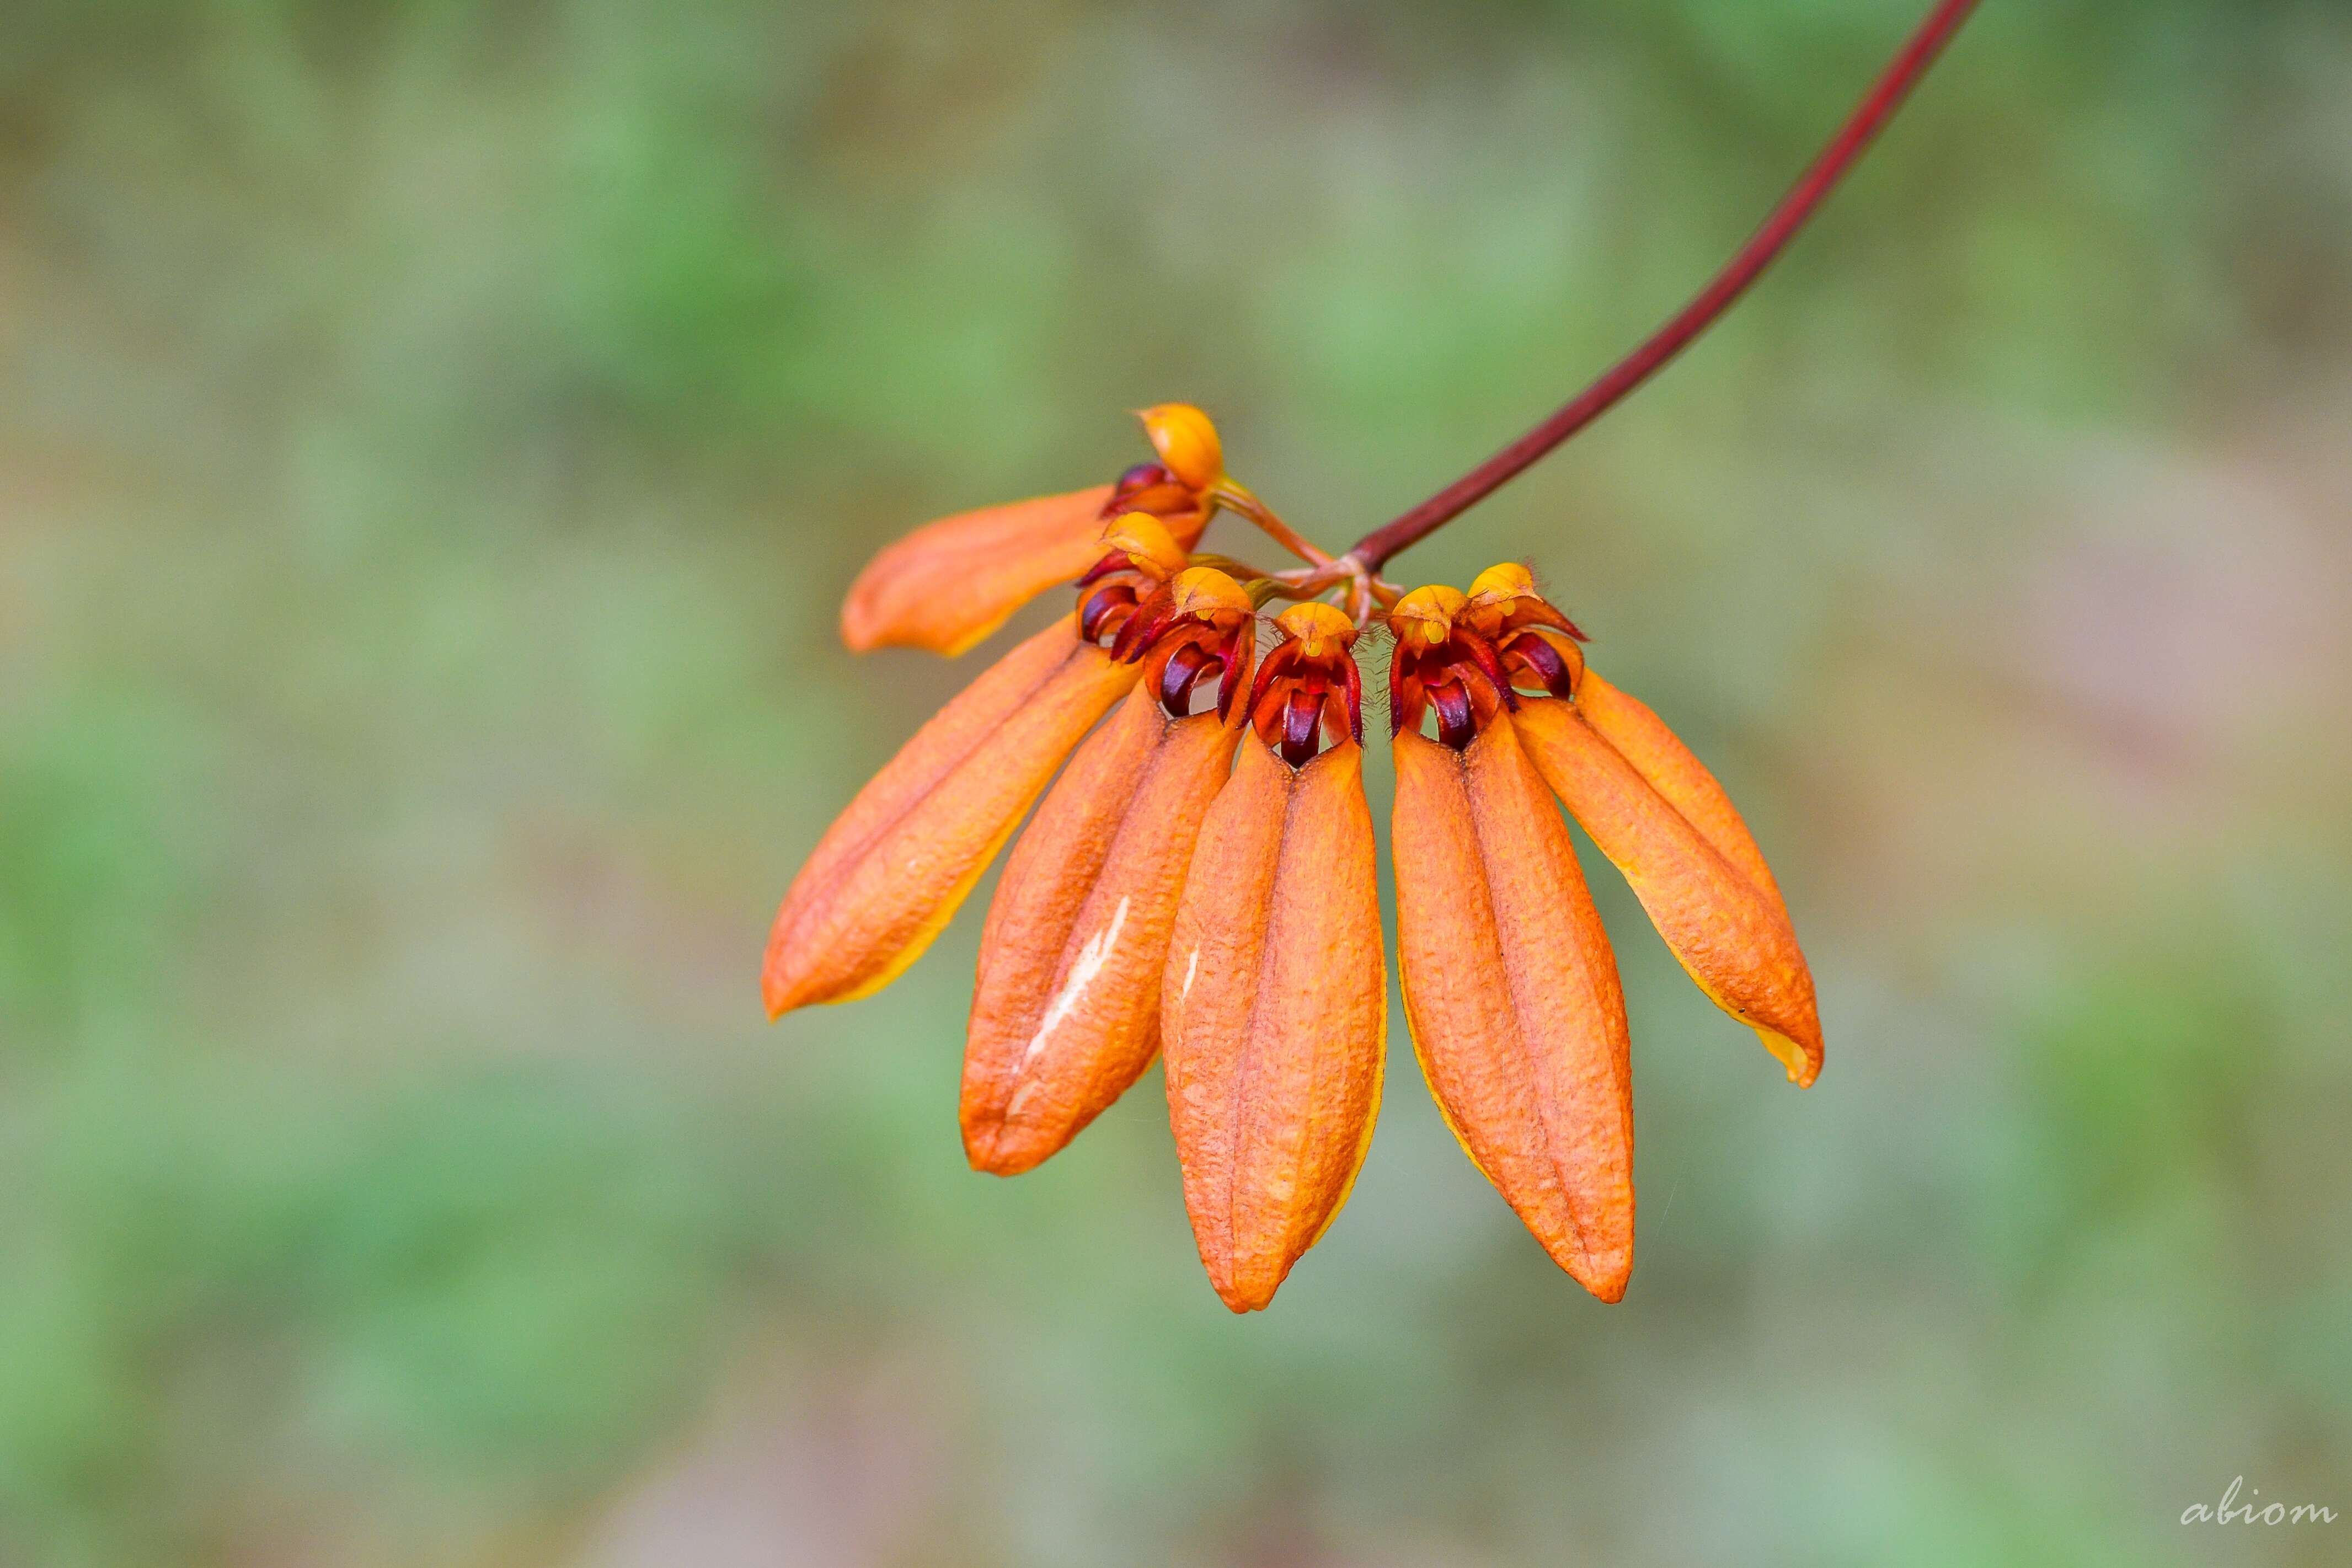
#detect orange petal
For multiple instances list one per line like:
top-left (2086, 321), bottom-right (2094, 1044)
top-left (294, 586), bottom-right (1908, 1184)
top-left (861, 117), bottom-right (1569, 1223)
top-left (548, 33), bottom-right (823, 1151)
top-left (1514, 697), bottom-right (1823, 1087)
top-left (960, 684), bottom-right (1242, 1174)
top-left (1162, 739), bottom-right (1386, 1313)
top-left (1572, 671), bottom-right (1781, 902)
top-left (1391, 718), bottom-right (1635, 1302)
top-left (762, 616), bottom-right (1138, 1015)
top-left (839, 485), bottom-right (1107, 657)
top-left (840, 486), bottom-right (1210, 657)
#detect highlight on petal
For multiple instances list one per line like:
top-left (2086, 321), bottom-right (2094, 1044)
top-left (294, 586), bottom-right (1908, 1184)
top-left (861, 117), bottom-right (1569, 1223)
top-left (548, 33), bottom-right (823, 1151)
top-left (762, 616), bottom-right (1140, 1016)
top-left (1391, 717), bottom-right (1635, 1302)
top-left (1162, 738), bottom-right (1385, 1313)
top-left (961, 681), bottom-right (1244, 1175)
top-left (1514, 697), bottom-right (1823, 1087)
top-left (840, 485), bottom-right (1207, 657)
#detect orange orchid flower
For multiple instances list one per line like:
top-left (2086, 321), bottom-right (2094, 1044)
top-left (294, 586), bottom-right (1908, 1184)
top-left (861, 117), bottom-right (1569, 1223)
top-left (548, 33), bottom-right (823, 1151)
top-left (1161, 603), bottom-right (1385, 1312)
top-left (1387, 585), bottom-right (1637, 1301)
top-left (961, 561), bottom-right (1257, 1175)
top-left (840, 405), bottom-right (1222, 656)
top-left (1464, 564), bottom-right (1822, 1087)
top-left (1381, 569), bottom-right (1827, 1299)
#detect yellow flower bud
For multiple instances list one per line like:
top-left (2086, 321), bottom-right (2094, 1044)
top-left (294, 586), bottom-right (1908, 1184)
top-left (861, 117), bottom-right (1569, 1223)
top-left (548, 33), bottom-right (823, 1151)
top-left (1140, 404), bottom-right (1225, 493)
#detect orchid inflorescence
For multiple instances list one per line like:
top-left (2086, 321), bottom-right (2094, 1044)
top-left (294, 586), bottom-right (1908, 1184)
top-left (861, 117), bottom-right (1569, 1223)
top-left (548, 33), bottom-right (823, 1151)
top-left (761, 0), bottom-right (1978, 1311)
top-left (765, 405), bottom-right (1819, 1309)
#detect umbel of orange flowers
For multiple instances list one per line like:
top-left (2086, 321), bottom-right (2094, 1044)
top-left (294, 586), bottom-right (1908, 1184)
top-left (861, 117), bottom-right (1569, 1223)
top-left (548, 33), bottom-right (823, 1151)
top-left (764, 405), bottom-right (1820, 1310)
top-left (764, 0), bottom-right (1979, 1309)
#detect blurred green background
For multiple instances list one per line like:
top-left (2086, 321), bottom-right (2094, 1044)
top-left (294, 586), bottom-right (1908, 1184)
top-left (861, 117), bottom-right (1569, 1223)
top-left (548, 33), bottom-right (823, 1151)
top-left (4, 1), bottom-right (2349, 1564)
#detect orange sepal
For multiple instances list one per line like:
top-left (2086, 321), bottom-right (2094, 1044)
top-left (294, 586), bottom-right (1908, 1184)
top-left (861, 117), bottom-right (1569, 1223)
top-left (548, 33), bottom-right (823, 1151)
top-left (1514, 697), bottom-right (1823, 1087)
top-left (1163, 738), bottom-right (1385, 1313)
top-left (762, 616), bottom-right (1140, 1015)
top-left (960, 681), bottom-right (1243, 1174)
top-left (1572, 671), bottom-right (1781, 901)
top-left (840, 485), bottom-right (1206, 657)
top-left (1391, 718), bottom-right (1635, 1302)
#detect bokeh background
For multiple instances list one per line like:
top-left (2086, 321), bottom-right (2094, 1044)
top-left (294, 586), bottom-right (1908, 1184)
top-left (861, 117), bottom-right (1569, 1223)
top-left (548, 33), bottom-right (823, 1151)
top-left (5, 1), bottom-right (2350, 1564)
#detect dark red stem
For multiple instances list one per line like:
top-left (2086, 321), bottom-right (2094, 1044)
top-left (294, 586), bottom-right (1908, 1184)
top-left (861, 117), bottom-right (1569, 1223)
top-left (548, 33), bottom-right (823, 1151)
top-left (1349, 0), bottom-right (1981, 570)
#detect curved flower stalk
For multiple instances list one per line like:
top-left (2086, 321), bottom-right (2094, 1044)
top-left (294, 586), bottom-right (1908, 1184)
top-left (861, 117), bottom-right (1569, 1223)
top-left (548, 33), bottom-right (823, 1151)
top-left (1162, 604), bottom-right (1385, 1311)
top-left (765, 0), bottom-right (1978, 1311)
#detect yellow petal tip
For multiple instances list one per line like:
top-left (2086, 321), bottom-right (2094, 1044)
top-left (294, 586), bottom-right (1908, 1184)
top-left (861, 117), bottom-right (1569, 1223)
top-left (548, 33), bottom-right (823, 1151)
top-left (1274, 600), bottom-right (1355, 657)
top-left (1100, 512), bottom-right (1188, 579)
top-left (1467, 561), bottom-right (1537, 607)
top-left (1170, 565), bottom-right (1252, 618)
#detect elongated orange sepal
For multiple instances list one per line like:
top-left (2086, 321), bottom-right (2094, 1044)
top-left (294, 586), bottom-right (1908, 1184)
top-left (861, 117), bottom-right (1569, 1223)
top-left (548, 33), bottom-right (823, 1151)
top-left (763, 617), bottom-right (1139, 1015)
top-left (1514, 696), bottom-right (1823, 1086)
top-left (961, 683), bottom-right (1242, 1174)
top-left (1571, 672), bottom-right (1782, 902)
top-left (1162, 739), bottom-right (1385, 1312)
top-left (841, 486), bottom-right (1207, 657)
top-left (841, 486), bottom-right (1110, 657)
top-left (1392, 718), bottom-right (1635, 1301)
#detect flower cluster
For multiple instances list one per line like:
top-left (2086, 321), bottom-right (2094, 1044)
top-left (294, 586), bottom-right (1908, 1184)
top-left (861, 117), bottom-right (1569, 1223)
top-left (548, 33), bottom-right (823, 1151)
top-left (765, 406), bottom-right (1820, 1311)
